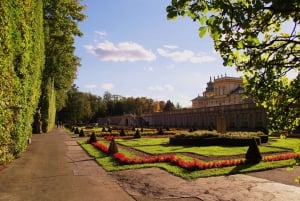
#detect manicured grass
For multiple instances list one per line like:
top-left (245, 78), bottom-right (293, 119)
top-left (268, 137), bottom-right (300, 151)
top-left (78, 137), bottom-right (299, 179)
top-left (116, 138), bottom-right (289, 156)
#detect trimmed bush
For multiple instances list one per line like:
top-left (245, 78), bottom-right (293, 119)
top-left (87, 132), bottom-right (97, 143)
top-left (245, 138), bottom-right (262, 163)
top-left (108, 139), bottom-right (118, 155)
top-left (74, 127), bottom-right (79, 134)
top-left (169, 136), bottom-right (261, 146)
top-left (134, 129), bottom-right (141, 138)
top-left (170, 131), bottom-right (267, 146)
top-left (158, 128), bottom-right (164, 135)
top-left (119, 129), bottom-right (126, 136)
top-left (79, 129), bottom-right (85, 137)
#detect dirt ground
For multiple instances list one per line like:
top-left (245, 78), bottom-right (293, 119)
top-left (109, 166), bottom-right (300, 200)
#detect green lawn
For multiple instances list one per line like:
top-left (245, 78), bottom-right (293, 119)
top-left (116, 137), bottom-right (295, 156)
top-left (78, 136), bottom-right (300, 179)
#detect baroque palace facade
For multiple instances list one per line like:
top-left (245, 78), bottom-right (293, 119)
top-left (99, 75), bottom-right (267, 132)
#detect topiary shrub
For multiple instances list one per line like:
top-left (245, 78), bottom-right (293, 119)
top-left (245, 138), bottom-right (262, 163)
top-left (79, 129), bottom-right (85, 137)
top-left (158, 128), bottom-right (164, 135)
top-left (119, 129), bottom-right (126, 136)
top-left (108, 138), bottom-right (118, 155)
top-left (134, 129), bottom-right (141, 138)
top-left (74, 127), bottom-right (79, 134)
top-left (87, 132), bottom-right (97, 143)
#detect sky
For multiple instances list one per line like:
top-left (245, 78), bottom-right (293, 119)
top-left (74, 0), bottom-right (241, 108)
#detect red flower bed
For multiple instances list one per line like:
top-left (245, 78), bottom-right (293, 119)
top-left (104, 135), bottom-right (114, 141)
top-left (91, 142), bottom-right (109, 153)
top-left (263, 153), bottom-right (300, 162)
top-left (91, 141), bottom-right (300, 171)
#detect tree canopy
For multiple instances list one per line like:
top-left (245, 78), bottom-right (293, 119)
top-left (167, 0), bottom-right (300, 134)
top-left (57, 88), bottom-right (158, 123)
top-left (40, 0), bottom-right (86, 131)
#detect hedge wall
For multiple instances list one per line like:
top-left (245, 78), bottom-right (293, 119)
top-left (40, 78), bottom-right (56, 132)
top-left (0, 1), bottom-right (44, 164)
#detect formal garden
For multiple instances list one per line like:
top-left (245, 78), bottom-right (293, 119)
top-left (66, 126), bottom-right (300, 180)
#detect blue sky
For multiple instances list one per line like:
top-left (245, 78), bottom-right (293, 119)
top-left (74, 0), bottom-right (241, 107)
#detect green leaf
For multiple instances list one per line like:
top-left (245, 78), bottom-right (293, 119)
top-left (237, 41), bottom-right (243, 49)
top-left (198, 26), bottom-right (207, 38)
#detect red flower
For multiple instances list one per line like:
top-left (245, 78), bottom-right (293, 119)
top-left (91, 141), bottom-right (299, 171)
top-left (92, 142), bottom-right (109, 153)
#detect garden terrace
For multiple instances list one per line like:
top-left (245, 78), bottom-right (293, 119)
top-left (75, 128), bottom-right (300, 179)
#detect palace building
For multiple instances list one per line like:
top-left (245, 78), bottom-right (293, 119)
top-left (98, 75), bottom-right (267, 132)
top-left (192, 75), bottom-right (249, 108)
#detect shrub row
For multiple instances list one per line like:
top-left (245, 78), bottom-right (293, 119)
top-left (170, 131), bottom-right (268, 146)
top-left (169, 136), bottom-right (263, 146)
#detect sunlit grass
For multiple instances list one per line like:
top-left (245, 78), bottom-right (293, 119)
top-left (267, 137), bottom-right (300, 152)
top-left (78, 138), bottom-right (299, 179)
top-left (116, 137), bottom-right (288, 156)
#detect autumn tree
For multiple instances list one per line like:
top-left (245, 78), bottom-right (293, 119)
top-left (167, 0), bottom-right (300, 134)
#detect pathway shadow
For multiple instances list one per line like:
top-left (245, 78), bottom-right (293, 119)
top-left (229, 162), bottom-right (258, 175)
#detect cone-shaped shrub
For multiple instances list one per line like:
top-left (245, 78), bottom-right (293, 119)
top-left (134, 129), bottom-right (141, 138)
top-left (245, 138), bottom-right (262, 163)
top-left (119, 129), bottom-right (126, 136)
top-left (158, 128), bottom-right (164, 135)
top-left (74, 127), bottom-right (79, 134)
top-left (87, 132), bottom-right (97, 143)
top-left (79, 129), bottom-right (85, 137)
top-left (108, 138), bottom-right (118, 155)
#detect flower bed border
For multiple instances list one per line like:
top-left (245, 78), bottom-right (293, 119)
top-left (91, 141), bottom-right (300, 171)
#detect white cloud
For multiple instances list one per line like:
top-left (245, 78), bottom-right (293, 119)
top-left (148, 84), bottom-right (174, 92)
top-left (163, 45), bottom-right (178, 49)
top-left (148, 85), bottom-right (164, 91)
top-left (94, 30), bottom-right (107, 36)
top-left (85, 84), bottom-right (97, 89)
top-left (157, 48), bottom-right (216, 63)
top-left (101, 83), bottom-right (114, 91)
top-left (84, 40), bottom-right (156, 62)
top-left (164, 84), bottom-right (174, 91)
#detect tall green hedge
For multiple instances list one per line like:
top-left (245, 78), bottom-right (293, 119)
top-left (0, 0), bottom-right (85, 165)
top-left (0, 1), bottom-right (44, 164)
top-left (40, 78), bottom-right (56, 132)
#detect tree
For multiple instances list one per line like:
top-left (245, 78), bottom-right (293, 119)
top-left (163, 100), bottom-right (176, 112)
top-left (167, 0), bottom-right (300, 134)
top-left (41, 0), bottom-right (86, 130)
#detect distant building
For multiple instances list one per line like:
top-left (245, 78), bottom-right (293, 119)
top-left (192, 75), bottom-right (251, 108)
top-left (98, 75), bottom-right (267, 132)
top-left (111, 94), bottom-right (124, 101)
